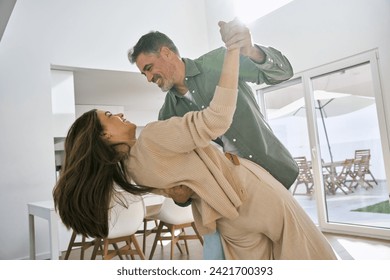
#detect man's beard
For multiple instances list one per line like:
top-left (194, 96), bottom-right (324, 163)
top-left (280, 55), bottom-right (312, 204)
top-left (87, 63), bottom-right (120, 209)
top-left (153, 74), bottom-right (173, 92)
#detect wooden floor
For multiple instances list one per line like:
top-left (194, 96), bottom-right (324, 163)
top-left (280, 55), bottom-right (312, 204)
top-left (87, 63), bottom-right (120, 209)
top-left (62, 230), bottom-right (390, 260)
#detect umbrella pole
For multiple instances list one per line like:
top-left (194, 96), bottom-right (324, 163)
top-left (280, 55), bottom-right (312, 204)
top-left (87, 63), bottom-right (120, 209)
top-left (317, 100), bottom-right (334, 163)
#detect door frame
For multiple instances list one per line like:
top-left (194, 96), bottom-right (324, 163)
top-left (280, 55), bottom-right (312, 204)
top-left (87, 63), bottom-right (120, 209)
top-left (256, 49), bottom-right (390, 240)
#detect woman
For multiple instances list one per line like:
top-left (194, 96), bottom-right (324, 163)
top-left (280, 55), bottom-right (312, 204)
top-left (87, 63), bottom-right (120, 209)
top-left (53, 47), bottom-right (337, 259)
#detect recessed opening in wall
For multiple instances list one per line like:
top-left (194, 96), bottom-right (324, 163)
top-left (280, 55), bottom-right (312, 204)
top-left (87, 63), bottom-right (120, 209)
top-left (50, 66), bottom-right (166, 178)
top-left (71, 67), bottom-right (165, 125)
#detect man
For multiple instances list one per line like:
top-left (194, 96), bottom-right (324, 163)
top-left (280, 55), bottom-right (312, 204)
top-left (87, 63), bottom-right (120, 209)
top-left (128, 18), bottom-right (298, 259)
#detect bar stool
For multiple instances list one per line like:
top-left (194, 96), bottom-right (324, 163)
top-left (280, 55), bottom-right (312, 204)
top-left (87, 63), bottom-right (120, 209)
top-left (149, 198), bottom-right (203, 260)
top-left (64, 231), bottom-right (99, 260)
top-left (91, 192), bottom-right (146, 260)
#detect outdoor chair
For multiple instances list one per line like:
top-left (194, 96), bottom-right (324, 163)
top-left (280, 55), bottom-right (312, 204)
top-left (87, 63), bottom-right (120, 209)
top-left (332, 159), bottom-right (354, 194)
top-left (292, 156), bottom-right (314, 195)
top-left (321, 159), bottom-right (336, 194)
top-left (349, 149), bottom-right (378, 189)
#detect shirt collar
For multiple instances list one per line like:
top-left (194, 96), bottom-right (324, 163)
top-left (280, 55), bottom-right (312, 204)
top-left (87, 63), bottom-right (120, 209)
top-left (183, 57), bottom-right (201, 77)
top-left (169, 58), bottom-right (201, 103)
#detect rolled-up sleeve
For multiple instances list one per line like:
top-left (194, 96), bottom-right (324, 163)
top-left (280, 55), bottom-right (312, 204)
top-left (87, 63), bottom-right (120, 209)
top-left (254, 45), bottom-right (294, 84)
top-left (239, 45), bottom-right (293, 85)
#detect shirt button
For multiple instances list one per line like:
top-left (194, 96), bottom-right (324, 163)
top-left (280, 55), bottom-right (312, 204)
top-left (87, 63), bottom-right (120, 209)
top-left (201, 105), bottom-right (205, 109)
top-left (249, 155), bottom-right (253, 158)
top-left (192, 90), bottom-right (195, 93)
top-left (185, 77), bottom-right (188, 81)
top-left (232, 138), bottom-right (237, 142)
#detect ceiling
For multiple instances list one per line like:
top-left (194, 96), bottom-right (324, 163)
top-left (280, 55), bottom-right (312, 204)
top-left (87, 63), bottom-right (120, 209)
top-left (0, 0), bottom-right (16, 43)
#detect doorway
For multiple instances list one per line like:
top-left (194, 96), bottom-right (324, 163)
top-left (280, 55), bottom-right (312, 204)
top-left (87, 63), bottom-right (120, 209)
top-left (257, 50), bottom-right (390, 239)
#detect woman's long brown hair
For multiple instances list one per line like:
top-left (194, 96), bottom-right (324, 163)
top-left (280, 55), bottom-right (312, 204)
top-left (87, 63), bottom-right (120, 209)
top-left (52, 109), bottom-right (151, 238)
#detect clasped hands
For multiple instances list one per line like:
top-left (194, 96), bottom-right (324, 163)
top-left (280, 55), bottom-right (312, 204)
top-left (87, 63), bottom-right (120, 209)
top-left (218, 18), bottom-right (266, 64)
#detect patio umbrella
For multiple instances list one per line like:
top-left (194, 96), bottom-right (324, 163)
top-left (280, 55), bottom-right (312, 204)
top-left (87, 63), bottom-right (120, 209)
top-left (268, 90), bottom-right (375, 163)
top-left (314, 98), bottom-right (335, 162)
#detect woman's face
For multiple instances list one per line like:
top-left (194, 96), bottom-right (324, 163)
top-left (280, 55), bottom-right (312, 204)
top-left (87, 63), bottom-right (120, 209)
top-left (97, 110), bottom-right (137, 146)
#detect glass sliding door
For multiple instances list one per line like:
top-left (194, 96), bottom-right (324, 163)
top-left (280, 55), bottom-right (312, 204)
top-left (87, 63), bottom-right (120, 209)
top-left (258, 50), bottom-right (390, 240)
top-left (258, 79), bottom-right (319, 224)
top-left (310, 62), bottom-right (390, 231)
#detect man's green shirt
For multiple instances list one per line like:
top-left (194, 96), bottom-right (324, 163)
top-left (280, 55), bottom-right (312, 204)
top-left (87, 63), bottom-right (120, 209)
top-left (158, 46), bottom-right (298, 188)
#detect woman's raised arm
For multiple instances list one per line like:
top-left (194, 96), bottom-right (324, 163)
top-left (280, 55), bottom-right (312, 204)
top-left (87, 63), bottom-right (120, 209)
top-left (218, 48), bottom-right (240, 90)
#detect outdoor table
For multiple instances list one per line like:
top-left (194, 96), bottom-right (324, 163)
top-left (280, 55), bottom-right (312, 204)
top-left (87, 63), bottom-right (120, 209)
top-left (322, 160), bottom-right (353, 194)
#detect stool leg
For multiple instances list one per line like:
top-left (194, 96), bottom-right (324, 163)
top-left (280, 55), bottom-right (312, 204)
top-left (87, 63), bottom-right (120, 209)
top-left (64, 231), bottom-right (77, 260)
top-left (149, 222), bottom-right (164, 260)
top-left (170, 230), bottom-right (175, 260)
top-left (113, 243), bottom-right (124, 260)
top-left (90, 239), bottom-right (100, 260)
top-left (142, 219), bottom-right (147, 253)
top-left (131, 235), bottom-right (146, 260)
top-left (80, 235), bottom-right (86, 260)
top-left (192, 222), bottom-right (204, 245)
top-left (182, 228), bottom-right (189, 254)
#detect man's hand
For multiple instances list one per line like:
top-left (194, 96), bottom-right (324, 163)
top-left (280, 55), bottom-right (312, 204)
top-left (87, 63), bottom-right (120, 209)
top-left (163, 185), bottom-right (194, 204)
top-left (218, 18), bottom-right (266, 64)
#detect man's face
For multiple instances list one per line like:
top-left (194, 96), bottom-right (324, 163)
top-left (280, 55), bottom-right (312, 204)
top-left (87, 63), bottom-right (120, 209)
top-left (135, 48), bottom-right (176, 92)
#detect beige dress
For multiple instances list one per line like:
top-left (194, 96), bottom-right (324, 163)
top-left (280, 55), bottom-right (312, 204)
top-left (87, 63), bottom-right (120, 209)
top-left (127, 86), bottom-right (337, 260)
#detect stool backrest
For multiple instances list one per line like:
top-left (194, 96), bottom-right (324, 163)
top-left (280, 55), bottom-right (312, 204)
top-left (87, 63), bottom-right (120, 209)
top-left (107, 192), bottom-right (145, 239)
top-left (157, 198), bottom-right (194, 224)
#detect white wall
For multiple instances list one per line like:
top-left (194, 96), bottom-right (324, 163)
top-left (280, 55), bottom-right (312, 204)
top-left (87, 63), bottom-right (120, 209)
top-left (0, 0), bottom-right (209, 260)
top-left (248, 0), bottom-right (390, 180)
top-left (1, 0), bottom-right (389, 260)
top-left (249, 0), bottom-right (390, 126)
top-left (204, 0), bottom-right (236, 49)
top-left (51, 70), bottom-right (75, 138)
